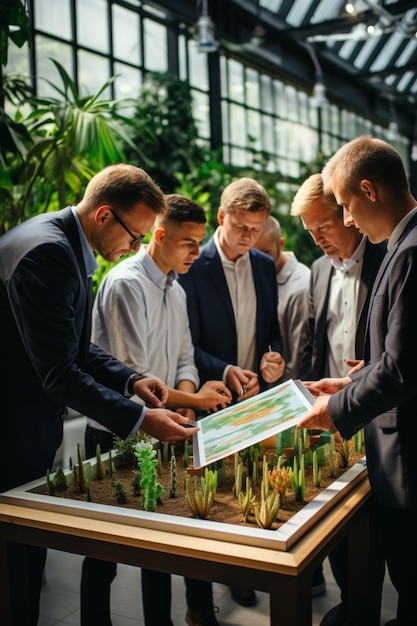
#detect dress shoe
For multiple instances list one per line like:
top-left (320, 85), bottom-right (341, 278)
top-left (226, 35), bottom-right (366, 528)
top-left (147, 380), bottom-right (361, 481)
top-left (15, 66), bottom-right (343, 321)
top-left (320, 603), bottom-right (348, 626)
top-left (229, 586), bottom-right (257, 606)
top-left (185, 606), bottom-right (220, 626)
top-left (312, 569), bottom-right (326, 597)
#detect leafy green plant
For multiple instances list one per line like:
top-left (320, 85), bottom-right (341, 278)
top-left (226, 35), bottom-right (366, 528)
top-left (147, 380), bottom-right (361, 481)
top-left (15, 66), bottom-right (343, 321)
top-left (252, 457), bottom-right (281, 529)
top-left (170, 455), bottom-right (177, 498)
top-left (290, 454), bottom-right (305, 502)
top-left (114, 481), bottom-right (128, 504)
top-left (239, 443), bottom-right (262, 486)
top-left (185, 467), bottom-right (217, 519)
top-left (76, 443), bottom-right (86, 493)
top-left (313, 450), bottom-right (321, 488)
top-left (95, 444), bottom-right (105, 480)
top-left (127, 72), bottom-right (206, 193)
top-left (134, 441), bottom-right (164, 512)
top-left (113, 435), bottom-right (139, 466)
top-left (268, 461), bottom-right (291, 499)
top-left (0, 58), bottom-right (154, 233)
top-left (238, 476), bottom-right (256, 523)
top-left (131, 471), bottom-right (141, 497)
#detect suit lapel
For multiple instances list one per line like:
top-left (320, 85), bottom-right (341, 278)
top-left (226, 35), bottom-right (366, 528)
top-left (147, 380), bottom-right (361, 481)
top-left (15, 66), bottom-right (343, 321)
top-left (203, 239), bottom-right (236, 329)
top-left (60, 207), bottom-right (92, 363)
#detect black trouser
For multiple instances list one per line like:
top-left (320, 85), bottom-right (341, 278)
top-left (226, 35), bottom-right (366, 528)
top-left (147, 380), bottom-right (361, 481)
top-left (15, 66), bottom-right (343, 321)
top-left (7, 542), bottom-right (47, 625)
top-left (80, 426), bottom-right (213, 626)
top-left (380, 503), bottom-right (417, 626)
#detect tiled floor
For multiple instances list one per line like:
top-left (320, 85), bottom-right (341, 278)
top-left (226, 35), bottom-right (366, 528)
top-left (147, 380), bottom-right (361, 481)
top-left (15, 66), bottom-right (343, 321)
top-left (37, 416), bottom-right (399, 626)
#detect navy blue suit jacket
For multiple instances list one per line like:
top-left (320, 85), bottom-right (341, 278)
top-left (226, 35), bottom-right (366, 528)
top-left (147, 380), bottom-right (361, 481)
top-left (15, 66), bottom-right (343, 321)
top-left (179, 237), bottom-right (282, 390)
top-left (0, 207), bottom-right (144, 490)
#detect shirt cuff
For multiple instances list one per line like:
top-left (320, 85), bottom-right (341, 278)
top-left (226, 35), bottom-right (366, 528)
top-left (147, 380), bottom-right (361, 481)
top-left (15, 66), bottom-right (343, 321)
top-left (129, 406), bottom-right (147, 436)
top-left (222, 364), bottom-right (232, 384)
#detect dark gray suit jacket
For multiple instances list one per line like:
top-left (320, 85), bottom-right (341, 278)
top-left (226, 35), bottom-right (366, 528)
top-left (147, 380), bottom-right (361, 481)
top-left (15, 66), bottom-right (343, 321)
top-left (300, 238), bottom-right (386, 379)
top-left (0, 207), bottom-right (143, 491)
top-left (330, 214), bottom-right (417, 509)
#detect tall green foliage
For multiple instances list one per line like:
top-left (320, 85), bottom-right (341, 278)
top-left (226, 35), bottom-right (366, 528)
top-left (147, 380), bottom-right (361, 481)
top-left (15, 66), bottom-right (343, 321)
top-left (127, 72), bottom-right (206, 192)
top-left (0, 59), bottom-right (154, 233)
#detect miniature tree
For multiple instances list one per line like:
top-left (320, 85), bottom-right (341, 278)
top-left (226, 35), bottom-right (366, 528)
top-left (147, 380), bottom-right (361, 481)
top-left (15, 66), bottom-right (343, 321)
top-left (134, 441), bottom-right (164, 512)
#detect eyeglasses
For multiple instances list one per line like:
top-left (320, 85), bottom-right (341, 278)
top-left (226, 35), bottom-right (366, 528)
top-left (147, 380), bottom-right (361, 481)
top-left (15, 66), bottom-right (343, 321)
top-left (109, 208), bottom-right (145, 246)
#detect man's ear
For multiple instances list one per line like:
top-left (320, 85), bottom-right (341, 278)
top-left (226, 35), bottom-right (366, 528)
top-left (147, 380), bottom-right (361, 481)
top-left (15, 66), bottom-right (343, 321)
top-left (217, 207), bottom-right (225, 225)
top-left (94, 205), bottom-right (110, 225)
top-left (360, 179), bottom-right (377, 201)
top-left (153, 226), bottom-right (165, 244)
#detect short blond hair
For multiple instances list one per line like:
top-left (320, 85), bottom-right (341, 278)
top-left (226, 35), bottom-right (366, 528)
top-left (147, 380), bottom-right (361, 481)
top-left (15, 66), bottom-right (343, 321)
top-left (290, 173), bottom-right (338, 217)
top-left (220, 178), bottom-right (271, 214)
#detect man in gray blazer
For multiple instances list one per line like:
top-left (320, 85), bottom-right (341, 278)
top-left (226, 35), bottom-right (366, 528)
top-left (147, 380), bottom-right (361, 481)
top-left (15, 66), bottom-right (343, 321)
top-left (291, 172), bottom-right (386, 624)
top-left (299, 136), bottom-right (417, 626)
top-left (0, 164), bottom-right (197, 624)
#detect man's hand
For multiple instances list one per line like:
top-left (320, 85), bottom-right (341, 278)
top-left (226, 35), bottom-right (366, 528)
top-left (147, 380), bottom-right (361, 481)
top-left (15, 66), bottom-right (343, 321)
top-left (226, 366), bottom-right (259, 400)
top-left (133, 377), bottom-right (168, 407)
top-left (346, 359), bottom-right (365, 375)
top-left (195, 381), bottom-right (232, 411)
top-left (297, 395), bottom-right (337, 433)
top-left (303, 376), bottom-right (352, 396)
top-left (260, 350), bottom-right (285, 383)
top-left (141, 408), bottom-right (199, 443)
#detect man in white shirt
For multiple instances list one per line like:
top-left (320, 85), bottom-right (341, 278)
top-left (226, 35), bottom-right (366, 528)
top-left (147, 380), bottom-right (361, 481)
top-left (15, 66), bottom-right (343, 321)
top-left (81, 195), bottom-right (231, 626)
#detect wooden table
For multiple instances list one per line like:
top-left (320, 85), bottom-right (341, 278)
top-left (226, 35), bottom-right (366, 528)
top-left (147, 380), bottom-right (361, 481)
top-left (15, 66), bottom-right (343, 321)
top-left (0, 476), bottom-right (371, 625)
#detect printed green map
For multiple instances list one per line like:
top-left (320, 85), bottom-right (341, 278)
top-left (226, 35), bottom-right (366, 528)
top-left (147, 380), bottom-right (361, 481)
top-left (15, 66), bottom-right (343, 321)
top-left (193, 379), bottom-right (314, 468)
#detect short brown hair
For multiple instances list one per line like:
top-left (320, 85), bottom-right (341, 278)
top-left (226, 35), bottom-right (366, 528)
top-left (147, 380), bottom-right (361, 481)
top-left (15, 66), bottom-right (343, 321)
top-left (322, 135), bottom-right (409, 196)
top-left (82, 164), bottom-right (166, 216)
top-left (220, 178), bottom-right (272, 215)
top-left (163, 194), bottom-right (206, 225)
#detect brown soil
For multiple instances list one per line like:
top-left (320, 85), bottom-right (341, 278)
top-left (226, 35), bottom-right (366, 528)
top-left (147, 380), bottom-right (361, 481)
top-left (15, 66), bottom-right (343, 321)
top-left (47, 443), bottom-right (364, 531)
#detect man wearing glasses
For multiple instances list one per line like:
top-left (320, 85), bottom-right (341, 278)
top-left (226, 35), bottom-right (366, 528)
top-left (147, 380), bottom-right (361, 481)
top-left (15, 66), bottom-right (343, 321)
top-left (0, 163), bottom-right (197, 625)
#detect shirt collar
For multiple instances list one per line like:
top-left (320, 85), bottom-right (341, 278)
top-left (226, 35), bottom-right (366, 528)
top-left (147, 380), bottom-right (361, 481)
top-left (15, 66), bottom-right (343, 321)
top-left (70, 206), bottom-right (98, 277)
top-left (387, 206), bottom-right (417, 251)
top-left (138, 246), bottom-right (178, 290)
top-left (331, 235), bottom-right (366, 272)
top-left (213, 227), bottom-right (250, 268)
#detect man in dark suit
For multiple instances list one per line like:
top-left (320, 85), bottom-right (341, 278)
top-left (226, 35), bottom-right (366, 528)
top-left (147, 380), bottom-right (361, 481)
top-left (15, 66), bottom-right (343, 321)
top-left (0, 164), bottom-right (197, 625)
top-left (179, 177), bottom-right (285, 607)
top-left (291, 172), bottom-right (387, 624)
top-left (298, 135), bottom-right (417, 626)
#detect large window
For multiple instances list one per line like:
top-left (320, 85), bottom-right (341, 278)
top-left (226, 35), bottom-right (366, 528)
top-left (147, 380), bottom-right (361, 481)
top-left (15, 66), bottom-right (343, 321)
top-left (7, 0), bottom-right (409, 181)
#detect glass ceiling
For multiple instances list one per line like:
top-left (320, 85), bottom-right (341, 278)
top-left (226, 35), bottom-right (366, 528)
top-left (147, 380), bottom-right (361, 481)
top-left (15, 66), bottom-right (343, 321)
top-left (235, 0), bottom-right (417, 107)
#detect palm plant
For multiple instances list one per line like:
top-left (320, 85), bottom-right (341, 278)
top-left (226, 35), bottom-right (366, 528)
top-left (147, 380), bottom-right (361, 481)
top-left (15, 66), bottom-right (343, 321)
top-left (0, 59), bottom-right (154, 233)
